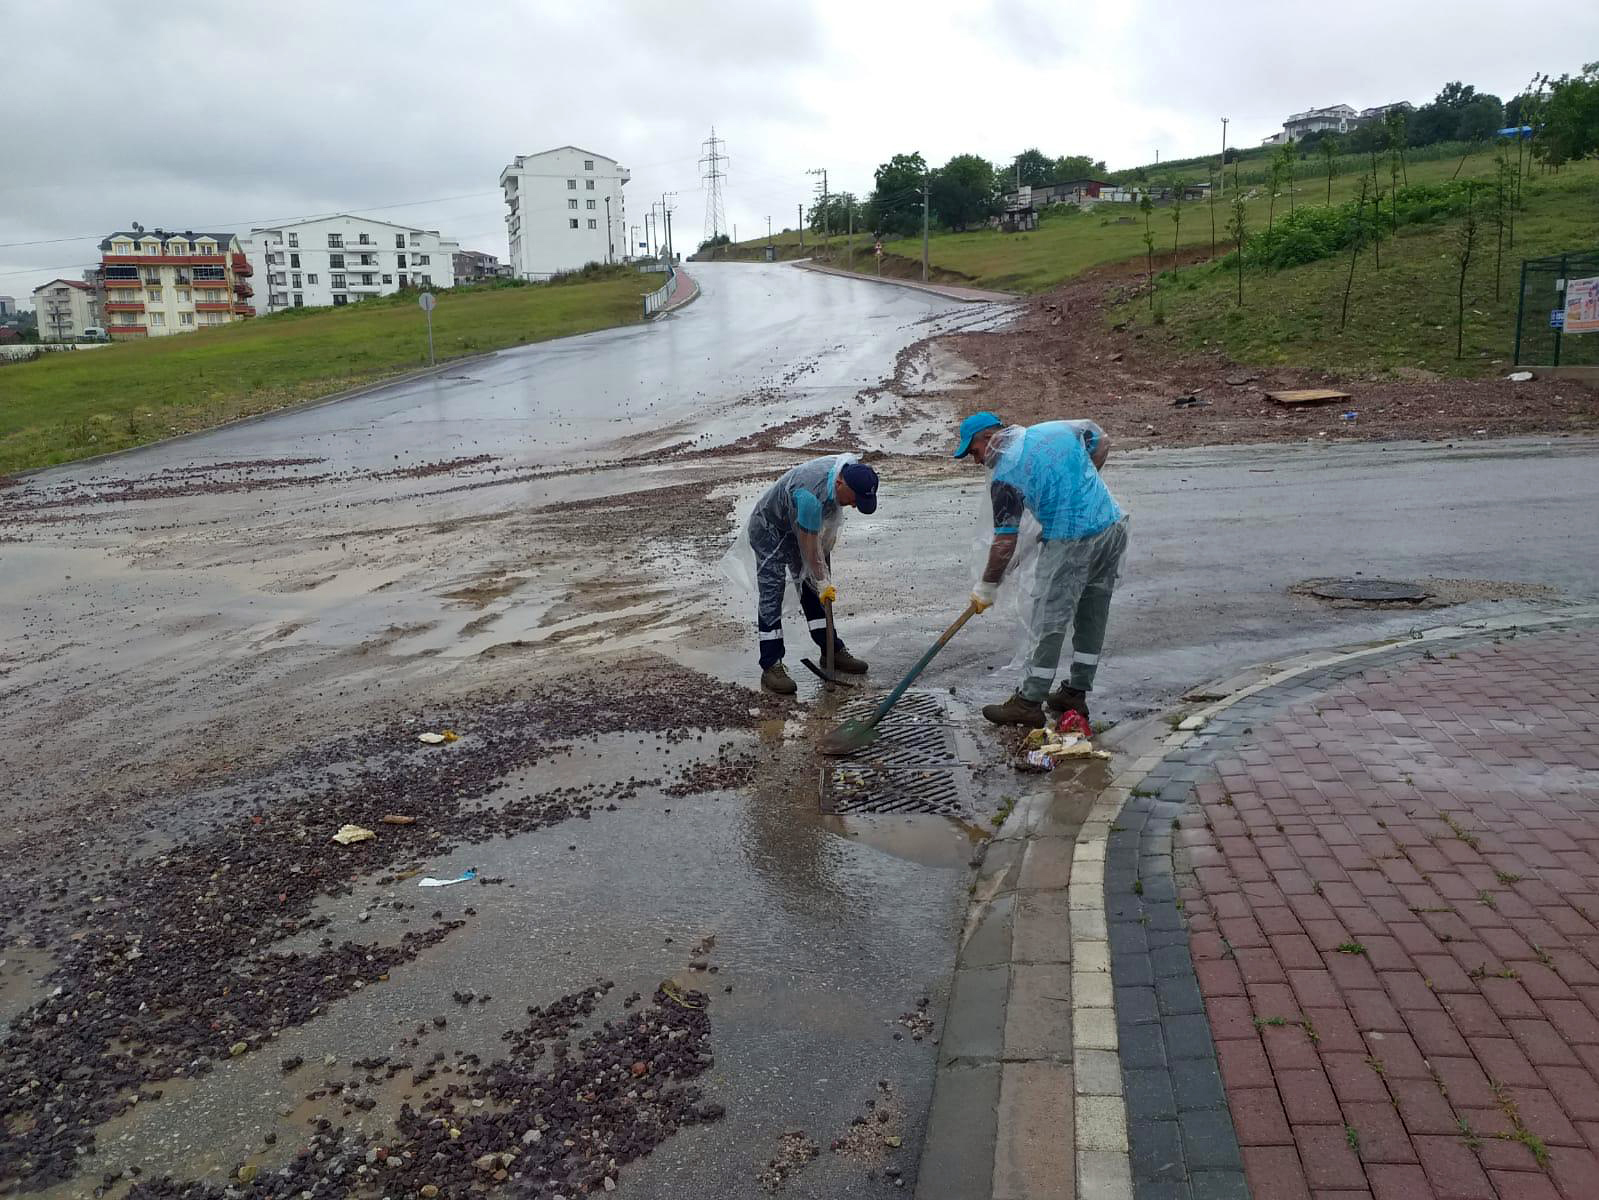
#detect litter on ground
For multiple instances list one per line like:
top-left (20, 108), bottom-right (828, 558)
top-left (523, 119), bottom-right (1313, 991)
top-left (417, 730), bottom-right (459, 745)
top-left (330, 824), bottom-right (376, 845)
top-left (1265, 388), bottom-right (1352, 407)
top-left (418, 867), bottom-right (477, 887)
top-left (1017, 726), bottom-right (1110, 770)
top-left (380, 814), bottom-right (417, 825)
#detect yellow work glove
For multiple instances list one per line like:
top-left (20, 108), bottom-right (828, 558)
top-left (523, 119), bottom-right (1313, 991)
top-left (819, 584), bottom-right (837, 606)
top-left (971, 581), bottom-right (998, 613)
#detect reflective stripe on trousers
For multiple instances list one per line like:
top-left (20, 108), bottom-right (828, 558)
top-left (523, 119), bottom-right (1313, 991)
top-left (1018, 517), bottom-right (1129, 702)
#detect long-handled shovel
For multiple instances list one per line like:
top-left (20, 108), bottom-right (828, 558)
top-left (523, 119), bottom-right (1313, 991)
top-left (801, 598), bottom-right (858, 688)
top-left (820, 600), bottom-right (979, 756)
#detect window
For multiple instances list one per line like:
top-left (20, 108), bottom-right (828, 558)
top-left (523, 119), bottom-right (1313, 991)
top-left (307, 274), bottom-right (318, 284)
top-left (271, 293), bottom-right (288, 306)
top-left (149, 312), bottom-right (164, 326)
top-left (586, 199), bottom-right (595, 210)
top-left (290, 253), bottom-right (300, 268)
top-left (177, 289), bottom-right (190, 302)
top-left (396, 254), bottom-right (406, 268)
top-left (421, 274), bottom-right (431, 286)
top-left (398, 274), bottom-right (408, 288)
top-left (416, 254), bottom-right (429, 265)
top-left (568, 198), bottom-right (578, 210)
top-left (292, 273), bottom-right (302, 287)
top-left (180, 312), bottom-right (194, 325)
top-left (567, 179), bottom-right (576, 189)
top-left (585, 179), bottom-right (594, 190)
top-left (288, 233), bottom-right (299, 248)
top-left (359, 254), bottom-right (374, 266)
top-left (362, 273), bottom-right (374, 285)
top-left (333, 294), bottom-right (348, 306)
top-left (395, 234), bottom-right (405, 249)
top-left (358, 234), bottom-right (371, 245)
top-left (327, 234), bottom-right (343, 248)
top-left (268, 252), bottom-right (283, 265)
top-left (569, 219), bottom-right (578, 229)
top-left (170, 242), bottom-right (187, 255)
top-left (584, 159), bottom-right (594, 170)
top-left (329, 254), bottom-right (345, 268)
top-left (382, 274), bottom-right (392, 284)
top-left (293, 293), bottom-right (304, 307)
top-left (331, 274), bottom-right (346, 288)
top-left (270, 273), bottom-right (286, 286)
top-left (587, 219), bottom-right (596, 229)
top-left (146, 290), bottom-right (161, 302)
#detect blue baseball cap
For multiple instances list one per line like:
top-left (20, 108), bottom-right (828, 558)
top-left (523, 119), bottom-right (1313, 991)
top-left (953, 411), bottom-right (1003, 458)
top-left (839, 462), bottom-right (878, 514)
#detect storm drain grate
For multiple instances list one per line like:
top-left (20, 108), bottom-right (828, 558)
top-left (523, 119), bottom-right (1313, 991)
top-left (1304, 578), bottom-right (1430, 603)
top-left (820, 690), bottom-right (969, 815)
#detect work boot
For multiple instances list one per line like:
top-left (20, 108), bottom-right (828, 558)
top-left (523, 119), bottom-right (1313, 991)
top-left (982, 693), bottom-right (1046, 728)
top-left (825, 644), bottom-right (869, 674)
top-left (1047, 683), bottom-right (1090, 721)
top-left (761, 662), bottom-right (798, 696)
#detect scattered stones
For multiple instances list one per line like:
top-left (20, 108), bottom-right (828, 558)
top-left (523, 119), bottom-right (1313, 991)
top-left (757, 1130), bottom-right (822, 1192)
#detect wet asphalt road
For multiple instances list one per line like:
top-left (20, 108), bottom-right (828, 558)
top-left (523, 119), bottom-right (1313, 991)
top-left (4, 262), bottom-right (1599, 1197)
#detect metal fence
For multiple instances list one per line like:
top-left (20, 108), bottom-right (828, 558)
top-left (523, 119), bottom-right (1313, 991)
top-left (642, 265), bottom-right (677, 316)
top-left (1513, 250), bottom-right (1599, 367)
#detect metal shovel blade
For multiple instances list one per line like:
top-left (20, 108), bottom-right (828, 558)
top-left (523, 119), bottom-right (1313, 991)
top-left (819, 717), bottom-right (879, 757)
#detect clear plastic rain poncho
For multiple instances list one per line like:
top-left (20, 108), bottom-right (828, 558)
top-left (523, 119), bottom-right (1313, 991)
top-left (721, 452), bottom-right (859, 599)
top-left (970, 422), bottom-right (1125, 662)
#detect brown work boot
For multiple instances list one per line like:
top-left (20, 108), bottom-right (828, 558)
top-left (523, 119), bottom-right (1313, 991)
top-left (826, 644), bottom-right (869, 674)
top-left (982, 692), bottom-right (1046, 728)
top-left (1047, 683), bottom-right (1090, 721)
top-left (761, 663), bottom-right (798, 696)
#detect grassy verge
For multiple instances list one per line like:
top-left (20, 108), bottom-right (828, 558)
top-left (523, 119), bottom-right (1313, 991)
top-left (1117, 162), bottom-right (1599, 376)
top-left (0, 269), bottom-right (664, 475)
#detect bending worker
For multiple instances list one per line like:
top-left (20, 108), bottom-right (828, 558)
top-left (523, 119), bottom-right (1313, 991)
top-left (746, 454), bottom-right (879, 695)
top-left (952, 411), bottom-right (1128, 728)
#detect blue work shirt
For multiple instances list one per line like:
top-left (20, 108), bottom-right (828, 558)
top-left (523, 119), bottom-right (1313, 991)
top-left (991, 421), bottom-right (1123, 541)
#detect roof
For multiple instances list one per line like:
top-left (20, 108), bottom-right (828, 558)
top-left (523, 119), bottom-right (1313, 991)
top-left (514, 145), bottom-right (621, 165)
top-left (31, 278), bottom-right (93, 294)
top-left (100, 230), bottom-right (235, 251)
top-left (246, 214), bottom-right (446, 236)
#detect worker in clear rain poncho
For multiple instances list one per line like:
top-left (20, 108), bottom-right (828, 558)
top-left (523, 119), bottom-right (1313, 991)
top-left (953, 411), bottom-right (1128, 728)
top-left (741, 454), bottom-right (879, 695)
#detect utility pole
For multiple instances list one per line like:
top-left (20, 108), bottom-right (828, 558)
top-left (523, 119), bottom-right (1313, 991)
top-left (847, 195), bottom-right (854, 269)
top-left (766, 215), bottom-right (772, 244)
top-left (630, 224), bottom-right (638, 260)
top-left (798, 203), bottom-right (804, 250)
top-left (605, 196), bottom-right (612, 264)
top-left (646, 208), bottom-right (656, 259)
top-left (1219, 117), bottom-right (1229, 197)
top-left (807, 168), bottom-right (828, 256)
top-left (661, 192), bottom-right (677, 262)
top-left (921, 175), bottom-right (930, 282)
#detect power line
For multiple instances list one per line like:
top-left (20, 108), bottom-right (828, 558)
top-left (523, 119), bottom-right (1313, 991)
top-left (699, 128), bottom-right (728, 244)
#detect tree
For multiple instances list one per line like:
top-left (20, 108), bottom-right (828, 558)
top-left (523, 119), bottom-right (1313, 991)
top-left (1321, 134), bottom-right (1340, 204)
top-left (1227, 194), bottom-right (1247, 308)
top-left (1538, 64), bottom-right (1599, 170)
top-left (930, 154), bottom-right (998, 231)
top-left (1280, 139), bottom-right (1297, 215)
top-left (1341, 178), bottom-right (1369, 332)
top-left (1053, 154), bottom-right (1107, 180)
top-left (1492, 155), bottom-right (1512, 300)
top-left (868, 152), bottom-right (927, 237)
top-left (808, 193), bottom-right (857, 235)
top-left (1170, 177), bottom-right (1187, 252)
top-left (1140, 192), bottom-right (1156, 311)
top-left (1267, 153), bottom-right (1283, 232)
top-left (1454, 185), bottom-right (1480, 358)
top-left (1456, 95), bottom-right (1503, 145)
top-left (1010, 148), bottom-right (1054, 188)
top-left (1207, 163), bottom-right (1218, 256)
top-left (1384, 109), bottom-right (1410, 186)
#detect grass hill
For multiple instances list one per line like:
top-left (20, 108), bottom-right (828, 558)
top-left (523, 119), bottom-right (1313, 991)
top-left (0, 268), bottom-right (664, 475)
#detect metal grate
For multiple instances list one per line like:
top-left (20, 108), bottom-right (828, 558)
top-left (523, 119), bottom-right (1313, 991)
top-left (821, 690), bottom-right (969, 815)
top-left (1306, 578), bottom-right (1428, 602)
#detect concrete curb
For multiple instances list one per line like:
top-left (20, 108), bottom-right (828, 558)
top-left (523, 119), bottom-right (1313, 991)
top-left (791, 259), bottom-right (1017, 304)
top-left (919, 603), bottom-right (1599, 1199)
top-left (651, 266), bottom-right (701, 319)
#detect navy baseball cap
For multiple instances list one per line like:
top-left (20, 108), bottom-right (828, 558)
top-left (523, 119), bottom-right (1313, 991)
top-left (840, 462), bottom-right (878, 514)
top-left (953, 411), bottom-right (1003, 458)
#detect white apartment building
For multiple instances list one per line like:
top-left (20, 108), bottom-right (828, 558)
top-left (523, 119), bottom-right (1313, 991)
top-left (98, 228), bottom-right (252, 338)
top-left (500, 146), bottom-right (629, 279)
top-left (31, 279), bottom-right (101, 340)
top-left (240, 216), bottom-right (459, 314)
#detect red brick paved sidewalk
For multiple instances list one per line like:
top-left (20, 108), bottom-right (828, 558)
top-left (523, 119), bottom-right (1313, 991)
top-left (1180, 629), bottom-right (1599, 1200)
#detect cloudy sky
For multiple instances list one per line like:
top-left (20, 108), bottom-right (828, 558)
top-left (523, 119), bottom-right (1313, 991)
top-left (3, 0), bottom-right (1593, 304)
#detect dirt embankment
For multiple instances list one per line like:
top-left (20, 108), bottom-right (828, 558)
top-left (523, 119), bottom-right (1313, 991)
top-left (926, 261), bottom-right (1599, 448)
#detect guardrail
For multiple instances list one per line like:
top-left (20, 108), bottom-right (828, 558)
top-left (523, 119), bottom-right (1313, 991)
top-left (642, 265), bottom-right (677, 316)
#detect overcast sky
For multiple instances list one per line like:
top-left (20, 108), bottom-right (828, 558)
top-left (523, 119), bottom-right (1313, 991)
top-left (3, 0), bottom-right (1594, 304)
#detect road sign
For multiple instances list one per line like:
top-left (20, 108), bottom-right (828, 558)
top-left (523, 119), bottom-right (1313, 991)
top-left (874, 241), bottom-right (883, 257)
top-left (1550, 309), bottom-right (1565, 330)
top-left (419, 291), bottom-right (436, 366)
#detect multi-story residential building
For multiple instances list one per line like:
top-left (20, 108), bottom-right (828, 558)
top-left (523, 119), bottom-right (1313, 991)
top-left (31, 278), bottom-right (101, 341)
top-left (0, 296), bottom-right (15, 317)
top-left (97, 227), bottom-right (253, 339)
top-left (500, 146), bottom-right (629, 279)
top-left (1359, 101), bottom-right (1414, 122)
top-left (1284, 104), bottom-right (1358, 140)
top-left (239, 216), bottom-right (458, 314)
top-left (452, 249), bottom-right (506, 282)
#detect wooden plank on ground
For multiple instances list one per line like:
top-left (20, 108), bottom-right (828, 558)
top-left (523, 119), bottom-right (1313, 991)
top-left (1265, 388), bottom-right (1352, 406)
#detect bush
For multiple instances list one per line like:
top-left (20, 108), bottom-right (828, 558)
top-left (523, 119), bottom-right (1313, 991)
top-left (1247, 205), bottom-right (1350, 269)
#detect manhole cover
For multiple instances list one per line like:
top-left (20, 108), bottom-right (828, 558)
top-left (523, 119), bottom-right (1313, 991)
top-left (1306, 578), bottom-right (1429, 603)
top-left (820, 691), bottom-right (969, 815)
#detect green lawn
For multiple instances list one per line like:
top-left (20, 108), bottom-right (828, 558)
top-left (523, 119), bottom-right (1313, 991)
top-left (717, 151), bottom-right (1548, 295)
top-left (0, 271), bottom-right (663, 474)
top-left (1117, 162), bottom-right (1599, 376)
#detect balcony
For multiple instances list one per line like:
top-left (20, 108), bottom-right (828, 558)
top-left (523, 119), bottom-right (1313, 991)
top-left (194, 302), bottom-right (233, 313)
top-left (233, 303), bottom-right (255, 316)
top-left (102, 254), bottom-right (225, 266)
top-left (192, 269), bottom-right (226, 283)
top-left (231, 254), bottom-right (253, 276)
top-left (104, 276), bottom-right (143, 288)
top-left (103, 300), bottom-right (145, 313)
top-left (234, 281), bottom-right (254, 297)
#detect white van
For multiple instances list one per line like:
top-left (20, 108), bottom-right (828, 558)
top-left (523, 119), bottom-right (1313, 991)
top-left (81, 327), bottom-right (108, 340)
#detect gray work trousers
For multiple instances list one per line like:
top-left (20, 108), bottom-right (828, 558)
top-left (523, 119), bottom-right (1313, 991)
top-left (1018, 517), bottom-right (1129, 702)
